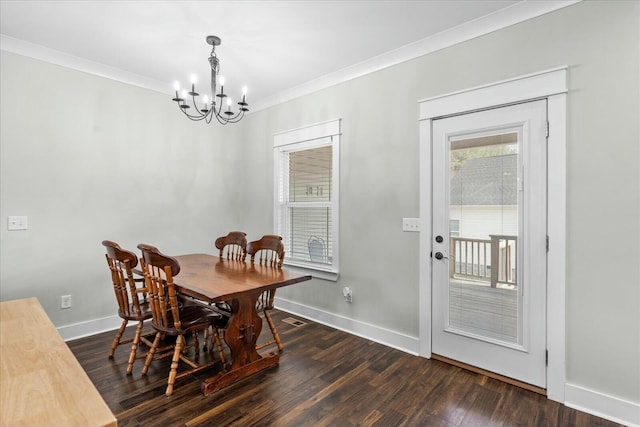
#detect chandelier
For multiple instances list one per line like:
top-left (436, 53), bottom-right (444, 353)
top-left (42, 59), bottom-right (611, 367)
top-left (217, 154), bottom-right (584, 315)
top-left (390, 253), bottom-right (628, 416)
top-left (172, 35), bottom-right (248, 124)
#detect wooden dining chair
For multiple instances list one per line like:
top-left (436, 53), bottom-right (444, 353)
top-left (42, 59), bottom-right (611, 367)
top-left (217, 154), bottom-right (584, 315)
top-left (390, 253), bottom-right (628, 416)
top-left (137, 244), bottom-right (228, 396)
top-left (246, 234), bottom-right (285, 352)
top-left (211, 231), bottom-right (249, 316)
top-left (102, 240), bottom-right (154, 375)
top-left (215, 231), bottom-right (247, 261)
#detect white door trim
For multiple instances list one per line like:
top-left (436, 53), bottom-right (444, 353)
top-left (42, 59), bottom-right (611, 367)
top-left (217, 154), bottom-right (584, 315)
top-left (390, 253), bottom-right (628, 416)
top-left (418, 66), bottom-right (567, 402)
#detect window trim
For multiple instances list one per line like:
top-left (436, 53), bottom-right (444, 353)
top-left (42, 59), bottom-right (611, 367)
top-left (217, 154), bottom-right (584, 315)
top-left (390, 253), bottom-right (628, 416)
top-left (273, 119), bottom-right (340, 281)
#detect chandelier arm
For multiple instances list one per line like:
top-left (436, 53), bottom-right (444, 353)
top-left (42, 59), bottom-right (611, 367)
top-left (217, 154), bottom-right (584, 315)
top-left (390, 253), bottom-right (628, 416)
top-left (213, 101), bottom-right (231, 125)
top-left (190, 93), bottom-right (212, 119)
top-left (177, 99), bottom-right (199, 119)
top-left (233, 111), bottom-right (246, 123)
top-left (215, 109), bottom-right (243, 125)
top-left (213, 102), bottom-right (244, 124)
top-left (178, 103), bottom-right (209, 121)
top-left (223, 110), bottom-right (245, 123)
top-left (177, 104), bottom-right (198, 120)
top-left (228, 106), bottom-right (246, 123)
top-left (179, 104), bottom-right (200, 120)
top-left (214, 111), bottom-right (229, 125)
top-left (216, 112), bottom-right (241, 124)
top-left (233, 112), bottom-right (245, 123)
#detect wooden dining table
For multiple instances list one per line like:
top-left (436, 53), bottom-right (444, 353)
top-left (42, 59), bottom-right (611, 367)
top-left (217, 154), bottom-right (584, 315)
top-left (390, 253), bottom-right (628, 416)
top-left (174, 253), bottom-right (312, 396)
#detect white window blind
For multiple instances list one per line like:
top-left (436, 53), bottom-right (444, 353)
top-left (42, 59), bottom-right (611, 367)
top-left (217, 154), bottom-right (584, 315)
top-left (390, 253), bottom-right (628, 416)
top-left (274, 120), bottom-right (340, 280)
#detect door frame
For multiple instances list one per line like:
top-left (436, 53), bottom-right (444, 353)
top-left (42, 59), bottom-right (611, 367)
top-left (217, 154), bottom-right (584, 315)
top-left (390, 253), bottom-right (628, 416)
top-left (418, 67), bottom-right (567, 402)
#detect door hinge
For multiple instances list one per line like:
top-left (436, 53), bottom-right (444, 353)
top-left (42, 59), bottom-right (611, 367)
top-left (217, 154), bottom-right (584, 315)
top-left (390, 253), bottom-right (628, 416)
top-left (545, 350), bottom-right (549, 366)
top-left (546, 121), bottom-right (550, 138)
top-left (546, 235), bottom-right (549, 252)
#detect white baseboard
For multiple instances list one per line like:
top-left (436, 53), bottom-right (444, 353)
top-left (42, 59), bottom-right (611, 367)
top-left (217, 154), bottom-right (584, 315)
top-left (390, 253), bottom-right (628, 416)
top-left (274, 297), bottom-right (420, 355)
top-left (565, 383), bottom-right (640, 427)
top-left (57, 314), bottom-right (122, 341)
top-left (58, 299), bottom-right (422, 353)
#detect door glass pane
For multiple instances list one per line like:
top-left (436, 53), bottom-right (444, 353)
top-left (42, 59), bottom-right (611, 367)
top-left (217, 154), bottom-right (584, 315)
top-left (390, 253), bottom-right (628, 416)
top-left (448, 132), bottom-right (521, 344)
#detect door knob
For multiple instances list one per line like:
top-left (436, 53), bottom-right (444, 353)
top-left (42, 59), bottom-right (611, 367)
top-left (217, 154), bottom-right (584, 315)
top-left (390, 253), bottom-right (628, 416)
top-left (434, 252), bottom-right (444, 260)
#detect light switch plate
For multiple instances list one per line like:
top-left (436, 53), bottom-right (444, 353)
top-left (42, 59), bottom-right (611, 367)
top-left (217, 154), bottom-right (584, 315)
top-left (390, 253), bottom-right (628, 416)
top-left (7, 216), bottom-right (28, 231)
top-left (402, 217), bottom-right (420, 232)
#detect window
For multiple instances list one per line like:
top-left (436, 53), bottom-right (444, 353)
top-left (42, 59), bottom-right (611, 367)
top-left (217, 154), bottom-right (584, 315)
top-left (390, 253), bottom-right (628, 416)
top-left (450, 219), bottom-right (460, 237)
top-left (274, 119), bottom-right (340, 280)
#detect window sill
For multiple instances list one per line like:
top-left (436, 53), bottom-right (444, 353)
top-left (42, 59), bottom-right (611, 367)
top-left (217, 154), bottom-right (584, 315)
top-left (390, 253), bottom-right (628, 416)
top-left (283, 261), bottom-right (339, 281)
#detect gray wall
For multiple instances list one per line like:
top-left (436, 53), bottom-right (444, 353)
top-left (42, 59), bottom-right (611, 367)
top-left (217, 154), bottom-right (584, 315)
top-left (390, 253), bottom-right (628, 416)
top-left (238, 0), bottom-right (640, 404)
top-left (1, 0), bottom-right (638, 409)
top-left (0, 51), bottom-right (245, 325)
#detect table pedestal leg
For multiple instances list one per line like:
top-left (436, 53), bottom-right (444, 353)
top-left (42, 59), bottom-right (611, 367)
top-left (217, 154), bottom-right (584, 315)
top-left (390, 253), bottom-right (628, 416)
top-left (201, 291), bottom-right (280, 396)
top-left (201, 352), bottom-right (279, 395)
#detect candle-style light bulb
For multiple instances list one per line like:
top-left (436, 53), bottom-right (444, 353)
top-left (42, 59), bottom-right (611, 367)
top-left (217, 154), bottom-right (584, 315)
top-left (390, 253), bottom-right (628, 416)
top-left (189, 74), bottom-right (197, 95)
top-left (172, 81), bottom-right (181, 102)
top-left (219, 76), bottom-right (225, 95)
top-left (181, 89), bottom-right (188, 98)
top-left (201, 94), bottom-right (209, 113)
top-left (226, 98), bottom-right (232, 110)
top-left (242, 85), bottom-right (248, 103)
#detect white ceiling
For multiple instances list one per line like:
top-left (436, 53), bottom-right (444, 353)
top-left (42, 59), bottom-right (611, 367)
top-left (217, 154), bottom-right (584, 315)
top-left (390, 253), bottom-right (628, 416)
top-left (0, 1), bottom-right (575, 111)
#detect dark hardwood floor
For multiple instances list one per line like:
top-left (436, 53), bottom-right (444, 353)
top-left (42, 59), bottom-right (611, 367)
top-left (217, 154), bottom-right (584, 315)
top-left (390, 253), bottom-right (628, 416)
top-left (68, 310), bottom-right (621, 427)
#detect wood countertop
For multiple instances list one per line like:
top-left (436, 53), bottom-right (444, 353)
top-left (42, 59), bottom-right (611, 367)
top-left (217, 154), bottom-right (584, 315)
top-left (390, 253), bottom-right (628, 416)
top-left (0, 297), bottom-right (117, 427)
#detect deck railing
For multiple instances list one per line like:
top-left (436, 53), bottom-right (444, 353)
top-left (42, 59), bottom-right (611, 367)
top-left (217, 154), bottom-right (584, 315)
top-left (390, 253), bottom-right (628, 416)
top-left (450, 235), bottom-right (517, 288)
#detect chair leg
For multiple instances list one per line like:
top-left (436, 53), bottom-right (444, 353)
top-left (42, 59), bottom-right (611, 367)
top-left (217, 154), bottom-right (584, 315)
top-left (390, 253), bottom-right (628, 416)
top-left (205, 326), bottom-right (216, 351)
top-left (125, 321), bottom-right (144, 375)
top-left (212, 328), bottom-right (226, 367)
top-left (203, 326), bottom-right (210, 352)
top-left (108, 319), bottom-right (128, 359)
top-left (264, 309), bottom-right (284, 352)
top-left (193, 331), bottom-right (200, 359)
top-left (141, 332), bottom-right (162, 376)
top-left (165, 335), bottom-right (184, 396)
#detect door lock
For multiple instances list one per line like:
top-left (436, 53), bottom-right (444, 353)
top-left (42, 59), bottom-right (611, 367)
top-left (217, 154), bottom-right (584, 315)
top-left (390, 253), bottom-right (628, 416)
top-left (434, 252), bottom-right (448, 260)
top-left (435, 235), bottom-right (444, 243)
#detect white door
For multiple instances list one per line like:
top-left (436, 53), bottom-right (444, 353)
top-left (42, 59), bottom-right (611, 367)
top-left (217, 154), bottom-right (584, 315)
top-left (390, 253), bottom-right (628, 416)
top-left (431, 100), bottom-right (547, 388)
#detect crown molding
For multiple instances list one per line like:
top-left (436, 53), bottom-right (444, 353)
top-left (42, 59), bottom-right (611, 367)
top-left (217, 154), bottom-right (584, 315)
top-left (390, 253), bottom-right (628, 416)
top-left (1, 1), bottom-right (580, 112)
top-left (250, 0), bottom-right (580, 112)
top-left (1, 34), bottom-right (170, 94)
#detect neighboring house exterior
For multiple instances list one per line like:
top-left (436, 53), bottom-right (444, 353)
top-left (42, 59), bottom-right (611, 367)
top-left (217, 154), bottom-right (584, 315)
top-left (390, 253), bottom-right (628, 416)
top-left (449, 154), bottom-right (518, 286)
top-left (450, 154), bottom-right (517, 240)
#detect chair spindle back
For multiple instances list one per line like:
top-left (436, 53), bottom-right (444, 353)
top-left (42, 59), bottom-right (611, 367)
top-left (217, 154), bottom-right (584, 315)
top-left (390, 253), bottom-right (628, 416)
top-left (215, 231), bottom-right (247, 261)
top-left (138, 244), bottom-right (182, 332)
top-left (246, 235), bottom-right (285, 268)
top-left (103, 240), bottom-right (145, 317)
